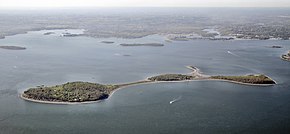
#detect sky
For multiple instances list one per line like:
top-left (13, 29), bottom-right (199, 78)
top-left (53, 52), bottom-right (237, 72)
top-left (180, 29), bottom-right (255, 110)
top-left (0, 0), bottom-right (289, 8)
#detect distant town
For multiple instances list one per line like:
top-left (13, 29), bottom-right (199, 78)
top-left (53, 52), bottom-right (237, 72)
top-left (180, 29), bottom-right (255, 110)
top-left (0, 8), bottom-right (289, 40)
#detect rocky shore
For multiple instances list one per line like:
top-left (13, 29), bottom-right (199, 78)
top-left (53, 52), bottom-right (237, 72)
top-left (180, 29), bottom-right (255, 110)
top-left (281, 51), bottom-right (290, 61)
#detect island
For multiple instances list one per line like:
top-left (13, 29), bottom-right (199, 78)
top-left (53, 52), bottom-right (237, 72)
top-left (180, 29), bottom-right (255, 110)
top-left (210, 75), bottom-right (276, 85)
top-left (0, 46), bottom-right (26, 50)
top-left (21, 66), bottom-right (276, 104)
top-left (22, 82), bottom-right (118, 103)
top-left (120, 43), bottom-right (164, 47)
top-left (43, 32), bottom-right (55, 35)
top-left (101, 41), bottom-right (115, 44)
top-left (270, 45), bottom-right (282, 48)
top-left (281, 51), bottom-right (290, 61)
top-left (148, 74), bottom-right (195, 81)
top-left (62, 33), bottom-right (84, 37)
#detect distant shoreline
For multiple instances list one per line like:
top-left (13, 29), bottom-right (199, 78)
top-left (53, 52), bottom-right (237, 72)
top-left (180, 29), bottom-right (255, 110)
top-left (20, 66), bottom-right (276, 105)
top-left (1, 28), bottom-right (288, 42)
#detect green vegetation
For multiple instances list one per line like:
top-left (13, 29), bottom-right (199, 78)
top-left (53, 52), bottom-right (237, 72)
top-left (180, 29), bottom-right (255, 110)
top-left (23, 82), bottom-right (118, 102)
top-left (21, 74), bottom-right (197, 103)
top-left (148, 74), bottom-right (195, 81)
top-left (210, 74), bottom-right (276, 84)
top-left (117, 80), bottom-right (151, 87)
top-left (21, 66), bottom-right (277, 104)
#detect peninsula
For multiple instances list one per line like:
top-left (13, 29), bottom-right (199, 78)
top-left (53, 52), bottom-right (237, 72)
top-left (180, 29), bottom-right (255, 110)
top-left (281, 51), bottom-right (290, 61)
top-left (21, 66), bottom-right (276, 104)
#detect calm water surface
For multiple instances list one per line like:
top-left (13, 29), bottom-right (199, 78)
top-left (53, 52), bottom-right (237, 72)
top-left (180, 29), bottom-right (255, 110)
top-left (0, 29), bottom-right (289, 134)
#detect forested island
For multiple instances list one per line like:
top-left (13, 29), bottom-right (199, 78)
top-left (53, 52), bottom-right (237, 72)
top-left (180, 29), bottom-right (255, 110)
top-left (148, 74), bottom-right (195, 81)
top-left (22, 82), bottom-right (118, 103)
top-left (210, 75), bottom-right (276, 85)
top-left (21, 66), bottom-right (276, 104)
top-left (281, 51), bottom-right (290, 61)
top-left (0, 46), bottom-right (26, 50)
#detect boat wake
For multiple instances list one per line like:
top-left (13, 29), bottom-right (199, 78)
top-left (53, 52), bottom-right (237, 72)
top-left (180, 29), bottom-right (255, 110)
top-left (227, 51), bottom-right (239, 57)
top-left (169, 96), bottom-right (182, 104)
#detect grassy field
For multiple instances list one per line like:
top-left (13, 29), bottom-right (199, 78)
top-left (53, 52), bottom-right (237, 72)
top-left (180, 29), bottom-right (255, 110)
top-left (148, 74), bottom-right (195, 81)
top-left (210, 74), bottom-right (276, 84)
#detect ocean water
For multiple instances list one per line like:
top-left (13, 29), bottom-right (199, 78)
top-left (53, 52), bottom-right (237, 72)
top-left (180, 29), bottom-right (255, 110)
top-left (0, 29), bottom-right (289, 134)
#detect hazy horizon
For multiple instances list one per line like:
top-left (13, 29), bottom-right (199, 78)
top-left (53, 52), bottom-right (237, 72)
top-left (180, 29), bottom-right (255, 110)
top-left (0, 0), bottom-right (289, 8)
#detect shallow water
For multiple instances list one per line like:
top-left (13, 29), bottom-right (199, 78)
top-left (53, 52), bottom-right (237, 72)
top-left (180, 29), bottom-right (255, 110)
top-left (0, 29), bottom-right (289, 134)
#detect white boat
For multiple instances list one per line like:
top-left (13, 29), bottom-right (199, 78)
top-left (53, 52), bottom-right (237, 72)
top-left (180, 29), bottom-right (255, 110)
top-left (169, 96), bottom-right (182, 104)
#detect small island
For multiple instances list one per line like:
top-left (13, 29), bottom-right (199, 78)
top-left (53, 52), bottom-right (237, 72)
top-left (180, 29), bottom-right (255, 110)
top-left (148, 74), bottom-right (195, 81)
top-left (281, 51), bottom-right (290, 61)
top-left (21, 66), bottom-right (276, 104)
top-left (62, 33), bottom-right (84, 37)
top-left (101, 41), bottom-right (115, 44)
top-left (210, 74), bottom-right (276, 85)
top-left (0, 46), bottom-right (26, 50)
top-left (120, 43), bottom-right (164, 47)
top-left (43, 32), bottom-right (55, 35)
top-left (270, 45), bottom-right (282, 48)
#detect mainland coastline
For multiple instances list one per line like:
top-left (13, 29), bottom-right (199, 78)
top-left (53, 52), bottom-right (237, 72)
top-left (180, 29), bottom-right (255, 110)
top-left (21, 66), bottom-right (276, 105)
